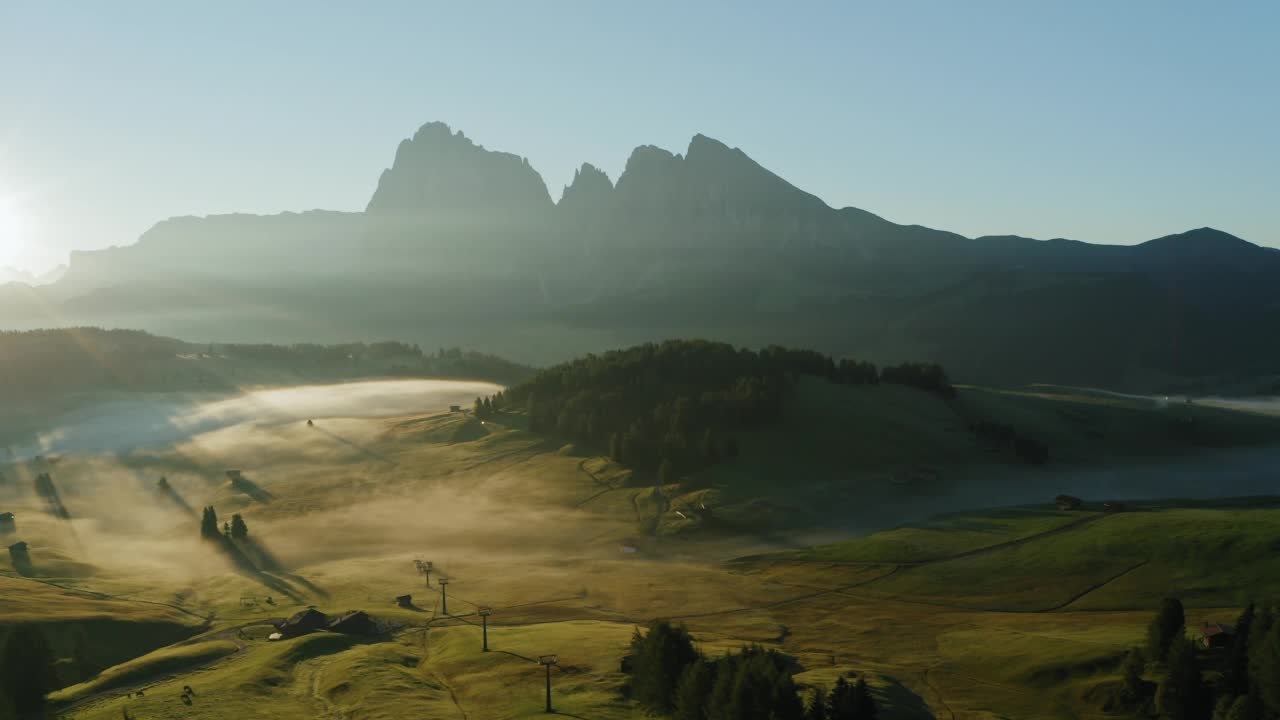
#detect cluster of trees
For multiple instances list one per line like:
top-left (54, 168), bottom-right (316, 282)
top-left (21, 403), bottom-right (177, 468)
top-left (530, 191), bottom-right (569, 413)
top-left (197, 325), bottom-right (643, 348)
top-left (496, 340), bottom-right (953, 474)
top-left (0, 625), bottom-right (57, 719)
top-left (970, 420), bottom-right (1050, 465)
top-left (1119, 597), bottom-right (1280, 720)
top-left (628, 621), bottom-right (879, 720)
top-left (220, 342), bottom-right (533, 383)
top-left (473, 396), bottom-right (497, 418)
top-left (199, 507), bottom-right (248, 540)
top-left (878, 363), bottom-right (956, 398)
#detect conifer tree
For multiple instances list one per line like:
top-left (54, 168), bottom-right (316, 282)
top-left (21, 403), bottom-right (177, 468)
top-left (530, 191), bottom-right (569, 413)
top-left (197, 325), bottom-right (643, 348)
top-left (851, 676), bottom-right (878, 720)
top-left (1121, 647), bottom-right (1147, 703)
top-left (230, 513), bottom-right (248, 539)
top-left (199, 506), bottom-right (219, 539)
top-left (1226, 604), bottom-right (1256, 696)
top-left (1157, 636), bottom-right (1206, 720)
top-left (632, 621), bottom-right (699, 714)
top-left (1250, 613), bottom-right (1280, 716)
top-left (1148, 598), bottom-right (1186, 662)
top-left (673, 659), bottom-right (714, 720)
top-left (0, 624), bottom-right (56, 718)
top-left (804, 687), bottom-right (828, 720)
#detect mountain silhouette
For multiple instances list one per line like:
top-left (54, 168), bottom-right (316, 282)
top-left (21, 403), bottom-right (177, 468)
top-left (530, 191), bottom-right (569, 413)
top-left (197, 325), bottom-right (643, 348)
top-left (3, 121), bottom-right (1277, 392)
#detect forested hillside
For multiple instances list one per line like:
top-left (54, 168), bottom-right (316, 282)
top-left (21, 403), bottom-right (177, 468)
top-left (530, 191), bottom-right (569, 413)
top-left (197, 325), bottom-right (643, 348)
top-left (494, 339), bottom-right (951, 475)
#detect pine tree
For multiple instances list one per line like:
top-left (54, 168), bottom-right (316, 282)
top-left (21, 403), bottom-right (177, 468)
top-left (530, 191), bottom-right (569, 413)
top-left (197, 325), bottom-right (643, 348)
top-left (632, 621), bottom-right (700, 714)
top-left (1121, 647), bottom-right (1147, 703)
top-left (828, 676), bottom-right (856, 720)
top-left (473, 397), bottom-right (483, 416)
top-left (157, 476), bottom-right (170, 492)
top-left (1250, 614), bottom-right (1280, 716)
top-left (1148, 598), bottom-right (1186, 662)
top-left (199, 506), bottom-right (219, 539)
top-left (230, 513), bottom-right (248, 540)
top-left (804, 687), bottom-right (828, 720)
top-left (0, 624), bottom-right (56, 718)
top-left (851, 676), bottom-right (878, 720)
top-left (1226, 604), bottom-right (1256, 696)
top-left (609, 432), bottom-right (622, 462)
top-left (673, 659), bottom-right (714, 720)
top-left (1157, 635), bottom-right (1206, 720)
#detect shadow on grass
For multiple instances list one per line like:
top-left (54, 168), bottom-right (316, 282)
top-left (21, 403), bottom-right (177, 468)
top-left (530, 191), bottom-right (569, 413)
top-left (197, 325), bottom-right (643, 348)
top-left (235, 536), bottom-right (330, 599)
top-left (229, 475), bottom-right (273, 503)
top-left (210, 536), bottom-right (304, 603)
top-left (159, 483), bottom-right (197, 517)
top-left (311, 425), bottom-right (400, 466)
top-left (873, 673), bottom-right (936, 719)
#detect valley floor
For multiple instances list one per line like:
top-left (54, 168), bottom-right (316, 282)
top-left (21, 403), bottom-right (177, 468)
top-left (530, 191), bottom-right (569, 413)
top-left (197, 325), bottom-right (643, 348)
top-left (2, 382), bottom-right (1276, 719)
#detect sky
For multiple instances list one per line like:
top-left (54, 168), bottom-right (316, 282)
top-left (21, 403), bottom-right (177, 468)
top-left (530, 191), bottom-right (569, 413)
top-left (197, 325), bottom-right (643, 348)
top-left (1, 0), bottom-right (1277, 273)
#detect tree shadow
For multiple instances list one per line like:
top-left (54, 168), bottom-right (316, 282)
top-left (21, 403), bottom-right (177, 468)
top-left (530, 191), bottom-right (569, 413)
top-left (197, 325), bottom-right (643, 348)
top-left (229, 474), bottom-right (273, 503)
top-left (235, 536), bottom-right (330, 598)
top-left (310, 425), bottom-right (399, 466)
top-left (210, 536), bottom-right (304, 603)
top-left (158, 482), bottom-right (197, 517)
top-left (873, 673), bottom-right (936, 719)
top-left (32, 473), bottom-right (72, 519)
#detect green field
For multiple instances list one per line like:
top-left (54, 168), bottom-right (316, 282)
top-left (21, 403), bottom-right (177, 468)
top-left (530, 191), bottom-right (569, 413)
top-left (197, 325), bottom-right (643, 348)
top-left (2, 378), bottom-right (1278, 719)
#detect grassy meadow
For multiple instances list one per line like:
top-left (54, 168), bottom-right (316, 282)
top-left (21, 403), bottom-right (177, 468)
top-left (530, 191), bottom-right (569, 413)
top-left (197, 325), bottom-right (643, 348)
top-left (1, 378), bottom-right (1278, 718)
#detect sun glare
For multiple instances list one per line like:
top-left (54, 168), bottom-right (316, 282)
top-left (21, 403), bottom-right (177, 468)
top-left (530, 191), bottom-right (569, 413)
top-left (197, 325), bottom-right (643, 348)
top-left (0, 193), bottom-right (24, 265)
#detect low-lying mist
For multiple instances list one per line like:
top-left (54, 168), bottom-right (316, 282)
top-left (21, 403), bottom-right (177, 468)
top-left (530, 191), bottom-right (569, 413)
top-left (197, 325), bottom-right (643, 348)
top-left (8, 379), bottom-right (501, 460)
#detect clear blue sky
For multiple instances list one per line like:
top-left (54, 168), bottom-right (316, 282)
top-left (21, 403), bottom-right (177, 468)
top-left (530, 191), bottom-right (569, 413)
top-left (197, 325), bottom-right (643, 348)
top-left (1, 0), bottom-right (1276, 272)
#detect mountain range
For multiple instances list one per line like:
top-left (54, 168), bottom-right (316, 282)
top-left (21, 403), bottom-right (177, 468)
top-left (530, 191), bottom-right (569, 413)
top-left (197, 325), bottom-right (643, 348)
top-left (3, 121), bottom-right (1277, 392)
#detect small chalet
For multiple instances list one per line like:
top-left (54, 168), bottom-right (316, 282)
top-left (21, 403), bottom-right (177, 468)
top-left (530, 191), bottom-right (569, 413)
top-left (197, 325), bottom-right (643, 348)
top-left (1200, 622), bottom-right (1235, 649)
top-left (1055, 495), bottom-right (1083, 511)
top-left (449, 405), bottom-right (462, 413)
top-left (395, 594), bottom-right (413, 608)
top-left (1103, 501), bottom-right (1127, 513)
top-left (0, 512), bottom-right (15, 534)
top-left (278, 608), bottom-right (329, 638)
top-left (328, 611), bottom-right (377, 636)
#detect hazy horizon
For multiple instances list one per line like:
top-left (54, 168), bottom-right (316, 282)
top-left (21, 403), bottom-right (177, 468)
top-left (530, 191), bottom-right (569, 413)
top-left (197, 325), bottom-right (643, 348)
top-left (2, 0), bottom-right (1278, 274)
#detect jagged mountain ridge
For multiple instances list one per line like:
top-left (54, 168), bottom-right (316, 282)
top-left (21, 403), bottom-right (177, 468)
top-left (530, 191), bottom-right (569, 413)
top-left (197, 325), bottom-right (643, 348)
top-left (3, 121), bottom-right (1277, 390)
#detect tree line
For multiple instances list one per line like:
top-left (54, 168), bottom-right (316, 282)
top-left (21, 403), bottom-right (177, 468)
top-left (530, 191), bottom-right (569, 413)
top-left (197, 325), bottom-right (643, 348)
top-left (492, 340), bottom-right (953, 475)
top-left (629, 621), bottom-right (879, 720)
top-left (1117, 597), bottom-right (1280, 719)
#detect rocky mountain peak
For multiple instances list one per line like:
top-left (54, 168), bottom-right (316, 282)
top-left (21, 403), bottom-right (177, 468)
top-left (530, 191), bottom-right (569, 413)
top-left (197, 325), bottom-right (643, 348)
top-left (366, 121), bottom-right (552, 216)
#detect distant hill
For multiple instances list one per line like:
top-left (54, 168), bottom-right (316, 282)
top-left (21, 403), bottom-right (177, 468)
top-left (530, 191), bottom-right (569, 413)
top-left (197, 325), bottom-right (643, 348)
top-left (3, 122), bottom-right (1278, 392)
top-left (0, 328), bottom-right (532, 401)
